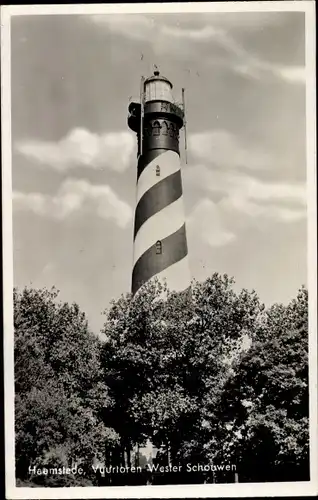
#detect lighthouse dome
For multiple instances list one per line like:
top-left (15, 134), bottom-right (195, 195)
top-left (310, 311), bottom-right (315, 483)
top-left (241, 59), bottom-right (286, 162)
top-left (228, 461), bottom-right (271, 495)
top-left (144, 70), bottom-right (173, 103)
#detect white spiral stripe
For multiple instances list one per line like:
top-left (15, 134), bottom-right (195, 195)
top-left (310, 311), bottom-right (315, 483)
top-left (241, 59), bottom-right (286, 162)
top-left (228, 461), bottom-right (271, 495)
top-left (133, 196), bottom-right (186, 266)
top-left (154, 255), bottom-right (191, 293)
top-left (137, 150), bottom-right (181, 203)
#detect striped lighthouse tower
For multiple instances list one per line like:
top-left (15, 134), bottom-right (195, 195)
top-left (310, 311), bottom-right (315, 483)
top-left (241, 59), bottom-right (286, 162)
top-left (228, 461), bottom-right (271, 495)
top-left (128, 70), bottom-right (190, 296)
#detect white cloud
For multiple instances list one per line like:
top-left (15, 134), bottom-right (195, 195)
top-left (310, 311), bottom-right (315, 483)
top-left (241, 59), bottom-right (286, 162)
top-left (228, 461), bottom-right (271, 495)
top-left (187, 198), bottom-right (236, 248)
top-left (277, 66), bottom-right (306, 84)
top-left (184, 163), bottom-right (306, 225)
top-left (87, 14), bottom-right (305, 85)
top-left (15, 128), bottom-right (135, 173)
top-left (188, 129), bottom-right (307, 208)
top-left (13, 179), bottom-right (132, 228)
top-left (220, 195), bottom-right (306, 222)
top-left (189, 130), bottom-right (273, 171)
top-left (89, 14), bottom-right (155, 41)
top-left (199, 12), bottom-right (286, 31)
top-left (204, 30), bottom-right (305, 85)
top-left (87, 14), bottom-right (187, 59)
top-left (240, 176), bottom-right (306, 205)
top-left (42, 262), bottom-right (56, 275)
top-left (161, 25), bottom-right (224, 42)
top-left (87, 12), bottom-right (283, 44)
top-left (172, 23), bottom-right (306, 85)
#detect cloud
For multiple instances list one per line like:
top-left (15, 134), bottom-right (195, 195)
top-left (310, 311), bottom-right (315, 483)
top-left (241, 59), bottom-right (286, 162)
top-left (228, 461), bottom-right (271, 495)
top-left (87, 14), bottom-right (191, 60)
top-left (231, 61), bottom-right (306, 85)
top-left (87, 12), bottom-right (284, 44)
top-left (15, 128), bottom-right (135, 173)
top-left (87, 14), bottom-right (305, 85)
top-left (184, 164), bottom-right (306, 224)
top-left (220, 196), bottom-right (306, 222)
top-left (189, 130), bottom-right (273, 171)
top-left (13, 179), bottom-right (132, 228)
top-left (160, 20), bottom-right (305, 85)
top-left (187, 198), bottom-right (236, 248)
top-left (89, 14), bottom-right (155, 41)
top-left (192, 12), bottom-right (287, 31)
top-left (162, 24), bottom-right (224, 42)
top-left (276, 66), bottom-right (306, 84)
top-left (42, 262), bottom-right (56, 275)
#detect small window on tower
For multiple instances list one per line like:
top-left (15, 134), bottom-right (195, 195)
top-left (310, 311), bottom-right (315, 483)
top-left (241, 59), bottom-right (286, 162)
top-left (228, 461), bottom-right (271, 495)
top-left (156, 240), bottom-right (162, 255)
top-left (156, 165), bottom-right (160, 176)
top-left (153, 121), bottom-right (161, 136)
top-left (162, 121), bottom-right (168, 136)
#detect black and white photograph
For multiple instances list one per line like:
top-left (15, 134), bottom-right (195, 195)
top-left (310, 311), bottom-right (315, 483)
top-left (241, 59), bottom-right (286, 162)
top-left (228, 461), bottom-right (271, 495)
top-left (1, 2), bottom-right (317, 498)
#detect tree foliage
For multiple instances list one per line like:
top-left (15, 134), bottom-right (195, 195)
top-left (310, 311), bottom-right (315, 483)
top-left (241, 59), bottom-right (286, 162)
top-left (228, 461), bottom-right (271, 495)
top-left (14, 287), bottom-right (118, 486)
top-left (101, 276), bottom-right (309, 482)
top-left (214, 286), bottom-right (309, 482)
top-left (14, 277), bottom-right (309, 485)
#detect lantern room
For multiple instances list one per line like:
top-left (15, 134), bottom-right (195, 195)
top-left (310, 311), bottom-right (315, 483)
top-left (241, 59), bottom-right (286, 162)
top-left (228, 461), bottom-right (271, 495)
top-left (144, 70), bottom-right (174, 103)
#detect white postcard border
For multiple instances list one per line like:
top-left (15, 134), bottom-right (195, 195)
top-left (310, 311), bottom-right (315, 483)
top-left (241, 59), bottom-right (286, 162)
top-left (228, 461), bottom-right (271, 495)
top-left (1, 2), bottom-right (317, 498)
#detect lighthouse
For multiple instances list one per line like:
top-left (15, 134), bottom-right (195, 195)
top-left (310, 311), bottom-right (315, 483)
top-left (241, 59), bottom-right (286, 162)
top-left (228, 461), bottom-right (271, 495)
top-left (128, 69), bottom-right (191, 296)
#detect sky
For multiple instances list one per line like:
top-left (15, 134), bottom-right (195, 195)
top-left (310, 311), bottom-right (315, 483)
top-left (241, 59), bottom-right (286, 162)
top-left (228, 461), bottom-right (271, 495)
top-left (11, 9), bottom-right (307, 334)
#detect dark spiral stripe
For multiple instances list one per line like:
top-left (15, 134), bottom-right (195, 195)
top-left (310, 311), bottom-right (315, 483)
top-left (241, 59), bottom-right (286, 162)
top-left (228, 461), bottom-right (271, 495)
top-left (132, 224), bottom-right (188, 296)
top-left (133, 170), bottom-right (182, 239)
top-left (137, 149), bottom-right (166, 180)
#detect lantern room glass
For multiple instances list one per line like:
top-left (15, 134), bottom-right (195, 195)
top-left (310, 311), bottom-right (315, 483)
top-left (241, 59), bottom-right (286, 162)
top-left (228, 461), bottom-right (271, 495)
top-left (145, 80), bottom-right (173, 103)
